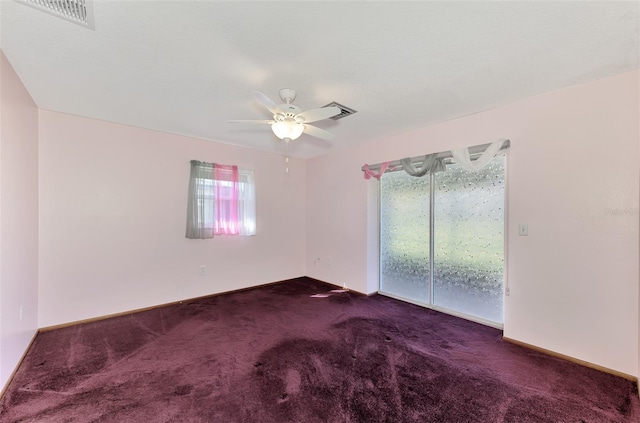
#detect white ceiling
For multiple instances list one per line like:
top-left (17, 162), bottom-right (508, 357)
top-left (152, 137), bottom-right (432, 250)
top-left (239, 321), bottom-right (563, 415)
top-left (1, 1), bottom-right (638, 158)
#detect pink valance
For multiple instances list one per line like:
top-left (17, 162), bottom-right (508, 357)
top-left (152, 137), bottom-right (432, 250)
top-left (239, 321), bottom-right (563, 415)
top-left (363, 162), bottom-right (394, 180)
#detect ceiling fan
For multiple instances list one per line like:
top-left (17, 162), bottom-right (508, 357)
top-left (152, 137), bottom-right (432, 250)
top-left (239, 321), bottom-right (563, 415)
top-left (229, 89), bottom-right (341, 142)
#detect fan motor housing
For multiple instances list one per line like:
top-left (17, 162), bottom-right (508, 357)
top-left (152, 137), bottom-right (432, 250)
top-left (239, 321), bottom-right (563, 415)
top-left (278, 104), bottom-right (301, 115)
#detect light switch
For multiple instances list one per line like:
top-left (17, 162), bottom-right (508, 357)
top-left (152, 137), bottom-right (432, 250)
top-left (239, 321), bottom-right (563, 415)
top-left (518, 224), bottom-right (528, 236)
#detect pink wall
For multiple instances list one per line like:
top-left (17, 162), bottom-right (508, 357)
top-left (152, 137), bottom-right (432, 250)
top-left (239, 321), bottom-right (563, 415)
top-left (38, 111), bottom-right (306, 327)
top-left (306, 70), bottom-right (640, 377)
top-left (0, 51), bottom-right (39, 390)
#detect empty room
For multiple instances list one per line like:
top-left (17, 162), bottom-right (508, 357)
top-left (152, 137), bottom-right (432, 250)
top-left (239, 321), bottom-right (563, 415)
top-left (1, 1), bottom-right (639, 422)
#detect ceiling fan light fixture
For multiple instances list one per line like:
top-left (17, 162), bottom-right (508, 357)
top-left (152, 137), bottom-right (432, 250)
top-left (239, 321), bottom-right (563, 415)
top-left (271, 121), bottom-right (304, 142)
top-left (231, 90), bottom-right (337, 142)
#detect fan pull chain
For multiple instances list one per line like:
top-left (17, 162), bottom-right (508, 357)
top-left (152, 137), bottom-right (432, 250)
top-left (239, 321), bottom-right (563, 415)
top-left (285, 141), bottom-right (290, 173)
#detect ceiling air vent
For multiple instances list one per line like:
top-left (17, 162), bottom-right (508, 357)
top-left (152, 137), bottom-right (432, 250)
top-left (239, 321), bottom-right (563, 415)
top-left (14, 0), bottom-right (95, 29)
top-left (323, 102), bottom-right (357, 120)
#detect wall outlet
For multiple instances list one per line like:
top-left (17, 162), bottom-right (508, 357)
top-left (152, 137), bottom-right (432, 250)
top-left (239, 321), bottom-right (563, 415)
top-left (199, 265), bottom-right (206, 277)
top-left (19, 305), bottom-right (23, 321)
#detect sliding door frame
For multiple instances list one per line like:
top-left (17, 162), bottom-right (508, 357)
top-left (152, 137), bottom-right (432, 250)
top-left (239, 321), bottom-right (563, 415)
top-left (378, 152), bottom-right (508, 330)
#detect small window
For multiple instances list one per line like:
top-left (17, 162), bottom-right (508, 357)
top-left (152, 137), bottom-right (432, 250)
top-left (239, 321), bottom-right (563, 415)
top-left (186, 161), bottom-right (255, 239)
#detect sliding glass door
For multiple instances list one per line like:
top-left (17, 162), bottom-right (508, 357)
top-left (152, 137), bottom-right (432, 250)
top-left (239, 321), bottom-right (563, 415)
top-left (379, 155), bottom-right (505, 325)
top-left (432, 157), bottom-right (505, 323)
top-left (379, 171), bottom-right (431, 304)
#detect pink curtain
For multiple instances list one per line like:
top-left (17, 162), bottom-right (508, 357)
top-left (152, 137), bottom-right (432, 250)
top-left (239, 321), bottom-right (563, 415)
top-left (214, 164), bottom-right (239, 235)
top-left (363, 162), bottom-right (394, 180)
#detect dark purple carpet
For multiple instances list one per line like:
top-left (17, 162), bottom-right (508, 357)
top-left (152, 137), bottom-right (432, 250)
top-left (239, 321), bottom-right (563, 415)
top-left (1, 277), bottom-right (638, 422)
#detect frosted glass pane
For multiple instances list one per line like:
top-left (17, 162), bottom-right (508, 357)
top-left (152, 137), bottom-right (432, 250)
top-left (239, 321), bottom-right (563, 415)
top-left (380, 171), bottom-right (430, 303)
top-left (433, 157), bottom-right (505, 324)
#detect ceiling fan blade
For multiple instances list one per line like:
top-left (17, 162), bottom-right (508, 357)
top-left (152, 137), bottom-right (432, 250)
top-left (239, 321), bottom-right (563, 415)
top-left (252, 91), bottom-right (282, 115)
top-left (298, 106), bottom-right (340, 123)
top-left (303, 124), bottom-right (335, 140)
top-left (227, 119), bottom-right (274, 124)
